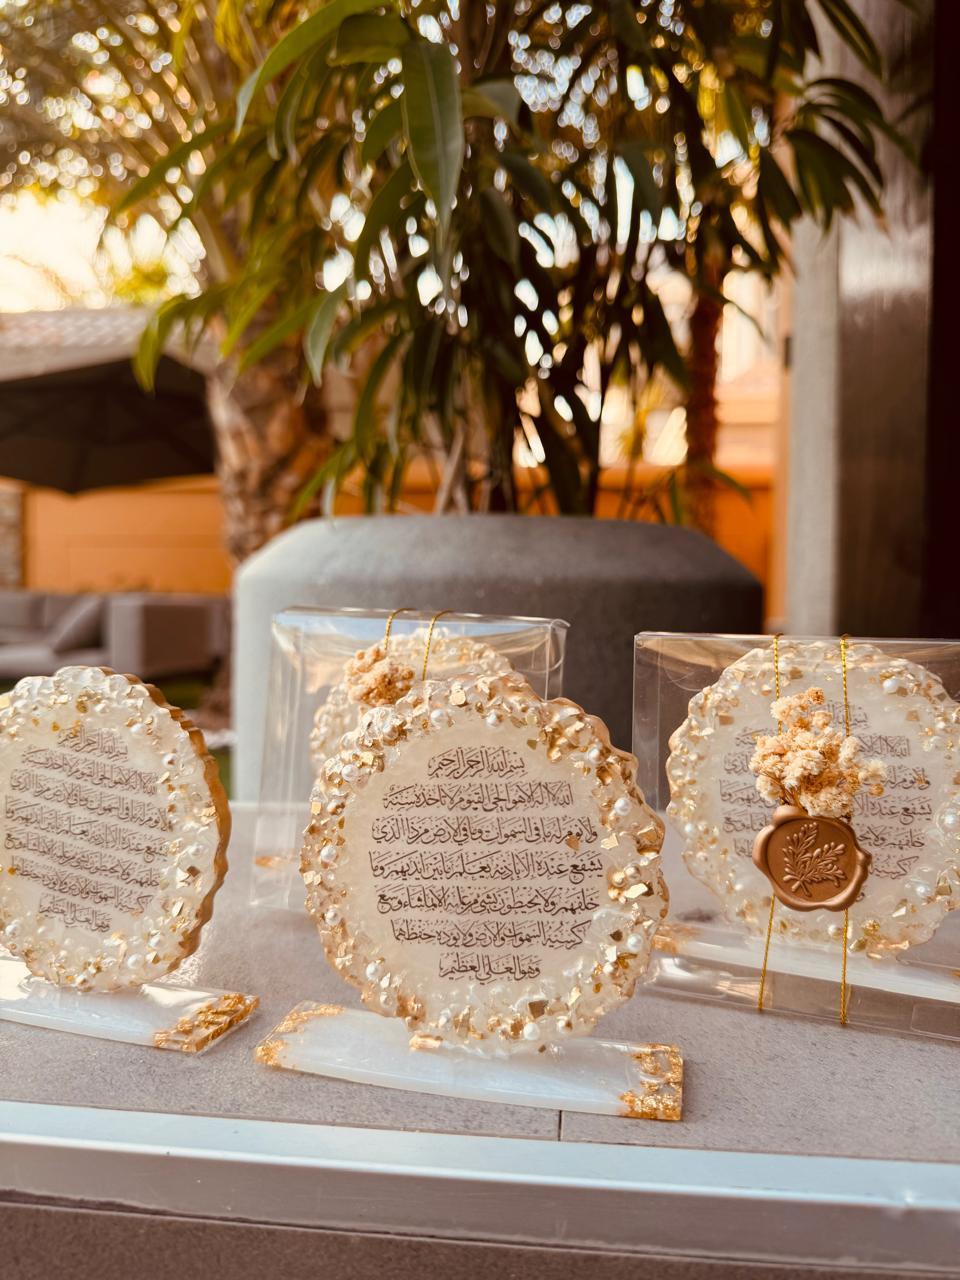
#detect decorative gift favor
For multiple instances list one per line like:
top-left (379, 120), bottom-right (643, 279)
top-left (666, 639), bottom-right (960, 957)
top-left (0, 666), bottom-right (257, 1050)
top-left (302, 638), bottom-right (669, 1055)
top-left (259, 619), bottom-right (681, 1118)
top-left (633, 633), bottom-right (960, 1040)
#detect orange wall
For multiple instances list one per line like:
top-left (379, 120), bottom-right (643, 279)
top-left (22, 477), bottom-right (231, 593)
top-left (20, 466), bottom-right (771, 596)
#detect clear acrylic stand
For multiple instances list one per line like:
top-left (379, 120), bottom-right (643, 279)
top-left (251, 608), bottom-right (568, 912)
top-left (646, 920), bottom-right (960, 1039)
top-left (0, 954), bottom-right (258, 1053)
top-left (255, 1004), bottom-right (682, 1120)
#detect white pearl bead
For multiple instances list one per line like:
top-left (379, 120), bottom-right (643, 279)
top-left (613, 796), bottom-right (632, 817)
top-left (522, 1022), bottom-right (540, 1041)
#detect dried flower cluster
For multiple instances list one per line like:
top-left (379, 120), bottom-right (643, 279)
top-left (749, 687), bottom-right (885, 819)
top-left (344, 642), bottom-right (415, 707)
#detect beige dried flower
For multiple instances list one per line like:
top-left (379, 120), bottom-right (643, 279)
top-left (344, 643), bottom-right (415, 707)
top-left (749, 686), bottom-right (885, 819)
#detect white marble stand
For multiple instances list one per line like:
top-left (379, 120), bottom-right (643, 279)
top-left (0, 955), bottom-right (258, 1053)
top-left (255, 1004), bottom-right (682, 1120)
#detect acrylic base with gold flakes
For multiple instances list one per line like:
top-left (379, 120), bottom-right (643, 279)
top-left (255, 1003), bottom-right (682, 1120)
top-left (0, 954), bottom-right (258, 1053)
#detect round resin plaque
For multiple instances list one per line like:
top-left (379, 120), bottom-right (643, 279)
top-left (0, 666), bottom-right (230, 991)
top-left (302, 668), bottom-right (667, 1053)
top-left (309, 631), bottom-right (512, 771)
top-left (666, 641), bottom-right (960, 953)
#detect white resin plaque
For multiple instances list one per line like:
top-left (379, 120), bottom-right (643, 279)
top-left (302, 668), bottom-right (668, 1054)
top-left (0, 666), bottom-right (230, 991)
top-left (666, 641), bottom-right (960, 953)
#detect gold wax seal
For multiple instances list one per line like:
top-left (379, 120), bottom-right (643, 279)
top-left (753, 805), bottom-right (870, 913)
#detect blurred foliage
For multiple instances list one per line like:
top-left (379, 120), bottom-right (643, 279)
top-left (1, 0), bottom-right (911, 521)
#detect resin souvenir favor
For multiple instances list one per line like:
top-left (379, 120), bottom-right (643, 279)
top-left (0, 666), bottom-right (257, 1050)
top-left (301, 666), bottom-right (669, 1054)
top-left (666, 640), bottom-right (960, 955)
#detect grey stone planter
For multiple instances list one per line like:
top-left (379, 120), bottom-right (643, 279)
top-left (234, 514), bottom-right (762, 797)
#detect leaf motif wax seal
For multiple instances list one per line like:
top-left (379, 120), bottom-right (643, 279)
top-left (753, 805), bottom-right (870, 913)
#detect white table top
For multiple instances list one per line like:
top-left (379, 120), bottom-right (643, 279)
top-left (2, 807), bottom-right (959, 1272)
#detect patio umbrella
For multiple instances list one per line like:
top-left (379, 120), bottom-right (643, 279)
top-left (0, 356), bottom-right (215, 492)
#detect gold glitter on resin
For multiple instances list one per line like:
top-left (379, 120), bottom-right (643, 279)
top-left (254, 1002), bottom-right (346, 1065)
top-left (254, 1038), bottom-right (285, 1067)
top-left (301, 668), bottom-right (669, 1055)
top-left (275, 1002), bottom-right (345, 1033)
top-left (619, 1044), bottom-right (683, 1121)
top-left (154, 992), bottom-right (259, 1053)
top-left (665, 641), bottom-right (960, 956)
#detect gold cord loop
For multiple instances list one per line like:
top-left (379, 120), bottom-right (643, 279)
top-left (758, 634), bottom-right (782, 1013)
top-left (757, 633), bottom-right (855, 1025)
top-left (383, 607), bottom-right (414, 651)
top-left (422, 610), bottom-right (452, 681)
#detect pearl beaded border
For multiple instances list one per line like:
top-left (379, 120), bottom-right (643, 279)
top-left (309, 631), bottom-right (513, 772)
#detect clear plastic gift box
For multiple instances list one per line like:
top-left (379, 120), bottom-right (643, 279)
top-left (634, 632), bottom-right (960, 1042)
top-left (251, 607), bottom-right (568, 910)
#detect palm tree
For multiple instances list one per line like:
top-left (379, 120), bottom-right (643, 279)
top-left (2, 1), bottom-right (906, 542)
top-left (0, 0), bottom-right (333, 560)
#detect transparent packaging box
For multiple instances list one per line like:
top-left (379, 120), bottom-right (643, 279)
top-left (634, 632), bottom-right (960, 1041)
top-left (252, 607), bottom-right (568, 910)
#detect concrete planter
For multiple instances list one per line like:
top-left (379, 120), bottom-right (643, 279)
top-left (233, 515), bottom-right (762, 797)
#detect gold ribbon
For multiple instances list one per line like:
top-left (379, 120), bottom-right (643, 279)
top-left (421, 610), bottom-right (453, 681)
top-left (757, 633), bottom-right (853, 1025)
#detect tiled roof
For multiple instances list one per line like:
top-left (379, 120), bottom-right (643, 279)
top-left (0, 307), bottom-right (216, 381)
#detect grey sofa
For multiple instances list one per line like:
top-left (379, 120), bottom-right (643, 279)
top-left (0, 590), bottom-right (229, 682)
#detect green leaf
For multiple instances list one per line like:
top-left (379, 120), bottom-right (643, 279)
top-left (814, 0), bottom-right (882, 76)
top-left (758, 149), bottom-right (803, 226)
top-left (220, 277), bottom-right (279, 358)
top-left (330, 13), bottom-right (409, 64)
top-left (133, 290), bottom-right (225, 392)
top-left (330, 298), bottom-right (404, 360)
top-left (479, 187), bottom-right (520, 268)
top-left (113, 119), bottom-right (231, 216)
top-left (361, 96), bottom-right (404, 166)
top-left (618, 142), bottom-right (662, 217)
top-left (352, 159), bottom-right (415, 277)
top-left (462, 78), bottom-right (521, 123)
top-left (292, 440), bottom-right (357, 520)
top-left (304, 283), bottom-right (348, 386)
top-left (238, 296), bottom-right (316, 371)
top-left (269, 47), bottom-right (328, 160)
top-left (721, 83), bottom-right (752, 153)
top-left (354, 333), bottom-right (404, 460)
top-left (536, 398), bottom-right (587, 515)
top-left (236, 0), bottom-right (385, 132)
top-left (498, 150), bottom-right (555, 212)
top-left (401, 40), bottom-right (464, 240)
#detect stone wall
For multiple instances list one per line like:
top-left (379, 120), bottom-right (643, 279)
top-left (0, 486), bottom-right (21, 588)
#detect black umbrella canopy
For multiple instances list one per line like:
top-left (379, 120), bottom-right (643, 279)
top-left (0, 356), bottom-right (215, 493)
